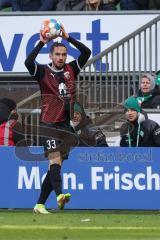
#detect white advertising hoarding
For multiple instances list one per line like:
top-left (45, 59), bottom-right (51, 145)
top-left (0, 14), bottom-right (159, 72)
top-left (148, 113), bottom-right (160, 124)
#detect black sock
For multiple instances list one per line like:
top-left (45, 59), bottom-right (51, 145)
top-left (37, 171), bottom-right (52, 204)
top-left (49, 164), bottom-right (62, 196)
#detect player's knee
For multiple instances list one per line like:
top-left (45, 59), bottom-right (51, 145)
top-left (48, 151), bottom-right (62, 166)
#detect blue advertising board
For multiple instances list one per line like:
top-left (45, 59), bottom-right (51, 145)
top-left (0, 147), bottom-right (160, 209)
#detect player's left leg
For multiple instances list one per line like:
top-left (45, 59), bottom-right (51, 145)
top-left (37, 170), bottom-right (52, 204)
top-left (48, 151), bottom-right (71, 210)
top-left (33, 170), bottom-right (52, 214)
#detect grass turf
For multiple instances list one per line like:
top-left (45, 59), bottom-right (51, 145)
top-left (0, 210), bottom-right (160, 239)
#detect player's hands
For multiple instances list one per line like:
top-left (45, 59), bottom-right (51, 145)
top-left (60, 24), bottom-right (69, 40)
top-left (40, 32), bottom-right (50, 44)
top-left (40, 31), bottom-right (58, 44)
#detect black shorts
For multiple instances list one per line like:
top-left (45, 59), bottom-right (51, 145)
top-left (39, 121), bottom-right (77, 159)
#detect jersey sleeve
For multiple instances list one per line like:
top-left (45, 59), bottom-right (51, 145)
top-left (24, 41), bottom-right (45, 81)
top-left (68, 36), bottom-right (91, 75)
top-left (69, 60), bottom-right (81, 76)
top-left (120, 123), bottom-right (129, 146)
top-left (31, 64), bottom-right (45, 81)
top-left (153, 123), bottom-right (160, 146)
top-left (95, 130), bottom-right (108, 147)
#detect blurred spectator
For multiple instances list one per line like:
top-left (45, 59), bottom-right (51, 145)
top-left (70, 102), bottom-right (108, 146)
top-left (153, 0), bottom-right (160, 9)
top-left (120, 0), bottom-right (149, 10)
top-left (0, 98), bottom-right (24, 146)
top-left (136, 73), bottom-right (160, 109)
top-left (120, 97), bottom-right (160, 147)
top-left (11, 0), bottom-right (58, 11)
top-left (85, 0), bottom-right (119, 11)
top-left (155, 70), bottom-right (160, 85)
top-left (56, 0), bottom-right (119, 11)
top-left (56, 0), bottom-right (85, 11)
top-left (0, 0), bottom-right (11, 10)
top-left (149, 0), bottom-right (156, 9)
top-left (149, 0), bottom-right (160, 9)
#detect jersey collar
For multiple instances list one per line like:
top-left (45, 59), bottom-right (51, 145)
top-left (47, 63), bottom-right (64, 72)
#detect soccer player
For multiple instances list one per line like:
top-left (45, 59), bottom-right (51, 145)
top-left (25, 25), bottom-right (91, 213)
top-left (120, 97), bottom-right (160, 147)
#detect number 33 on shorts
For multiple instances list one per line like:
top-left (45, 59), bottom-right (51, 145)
top-left (46, 139), bottom-right (57, 150)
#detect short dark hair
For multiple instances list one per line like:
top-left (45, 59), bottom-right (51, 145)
top-left (50, 42), bottom-right (67, 54)
top-left (0, 98), bottom-right (16, 111)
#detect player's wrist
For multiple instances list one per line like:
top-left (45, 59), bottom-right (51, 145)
top-left (66, 33), bottom-right (69, 39)
top-left (67, 35), bottom-right (73, 42)
top-left (62, 33), bottom-right (69, 40)
top-left (39, 40), bottom-right (45, 46)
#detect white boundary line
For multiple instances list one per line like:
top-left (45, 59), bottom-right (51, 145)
top-left (0, 226), bottom-right (160, 230)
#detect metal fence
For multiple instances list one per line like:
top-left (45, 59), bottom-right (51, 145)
top-left (77, 15), bottom-right (160, 111)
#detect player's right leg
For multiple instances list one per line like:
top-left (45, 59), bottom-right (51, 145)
top-left (57, 193), bottom-right (71, 210)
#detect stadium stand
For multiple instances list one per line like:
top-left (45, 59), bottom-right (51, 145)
top-left (1, 0), bottom-right (160, 11)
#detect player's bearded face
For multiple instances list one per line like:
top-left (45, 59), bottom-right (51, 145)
top-left (50, 46), bottom-right (67, 69)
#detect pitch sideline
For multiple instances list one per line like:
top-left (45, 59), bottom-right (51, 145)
top-left (0, 225), bottom-right (160, 230)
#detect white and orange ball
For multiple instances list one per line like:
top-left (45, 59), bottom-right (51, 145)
top-left (40, 19), bottom-right (61, 39)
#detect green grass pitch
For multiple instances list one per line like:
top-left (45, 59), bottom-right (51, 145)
top-left (0, 210), bottom-right (160, 240)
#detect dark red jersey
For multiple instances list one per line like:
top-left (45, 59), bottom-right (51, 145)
top-left (38, 64), bottom-right (76, 123)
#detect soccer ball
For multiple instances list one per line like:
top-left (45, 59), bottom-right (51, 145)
top-left (40, 19), bottom-right (61, 39)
